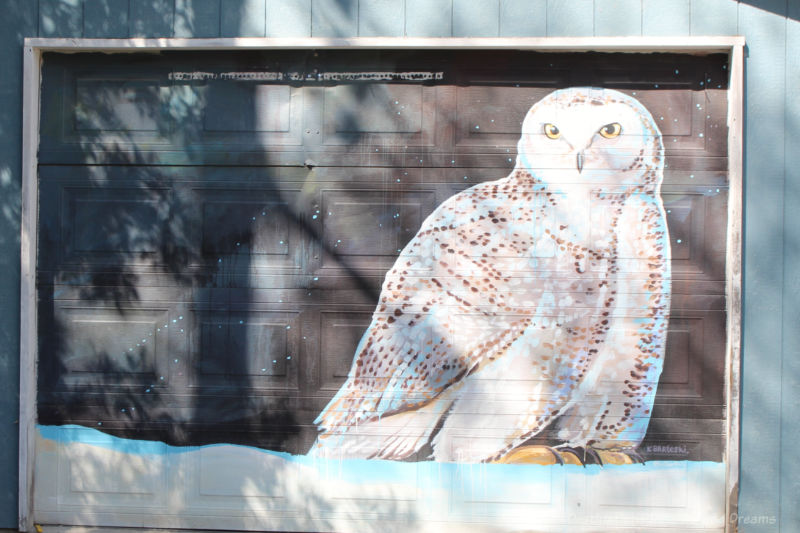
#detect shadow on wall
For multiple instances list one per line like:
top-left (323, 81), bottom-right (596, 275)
top-left (53, 428), bottom-right (421, 532)
top-left (738, 0), bottom-right (796, 20)
top-left (36, 47), bottom-right (409, 455)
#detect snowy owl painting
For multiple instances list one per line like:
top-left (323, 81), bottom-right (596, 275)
top-left (309, 87), bottom-right (671, 465)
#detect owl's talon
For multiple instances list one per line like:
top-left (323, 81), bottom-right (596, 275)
top-left (555, 445), bottom-right (602, 466)
top-left (554, 446), bottom-right (585, 465)
top-left (584, 447), bottom-right (603, 465)
top-left (493, 445), bottom-right (645, 466)
top-left (494, 445), bottom-right (565, 465)
top-left (626, 449), bottom-right (646, 464)
top-left (553, 446), bottom-right (584, 465)
top-left (549, 446), bottom-right (565, 465)
top-left (594, 448), bottom-right (645, 465)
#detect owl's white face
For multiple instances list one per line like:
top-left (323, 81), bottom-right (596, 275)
top-left (516, 88), bottom-right (664, 189)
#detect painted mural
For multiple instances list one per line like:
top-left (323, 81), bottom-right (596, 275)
top-left (33, 50), bottom-right (731, 531)
top-left (310, 88), bottom-right (670, 465)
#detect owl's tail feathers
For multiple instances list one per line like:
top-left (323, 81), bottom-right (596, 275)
top-left (308, 401), bottom-right (450, 461)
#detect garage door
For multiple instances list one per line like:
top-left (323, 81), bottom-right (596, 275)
top-left (32, 48), bottom-right (733, 532)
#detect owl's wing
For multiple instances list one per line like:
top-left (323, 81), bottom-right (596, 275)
top-left (314, 178), bottom-right (533, 435)
top-left (314, 296), bottom-right (531, 431)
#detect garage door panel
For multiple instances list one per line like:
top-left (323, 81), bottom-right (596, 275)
top-left (194, 444), bottom-right (292, 500)
top-left (187, 308), bottom-right (301, 391)
top-left (662, 188), bottom-right (728, 281)
top-left (582, 462), bottom-right (694, 523)
top-left (589, 67), bottom-right (728, 156)
top-left (191, 81), bottom-right (307, 151)
top-left (453, 85), bottom-right (563, 150)
top-left (65, 74), bottom-right (172, 145)
top-left (322, 84), bottom-right (433, 144)
top-left (35, 49), bottom-right (734, 532)
top-left (202, 83), bottom-right (293, 132)
top-left (201, 199), bottom-right (291, 256)
top-left (40, 63), bottom-right (172, 155)
top-left (318, 310), bottom-right (373, 391)
top-left (47, 305), bottom-right (171, 388)
top-left (73, 77), bottom-right (168, 135)
top-left (38, 182), bottom-right (172, 271)
top-left (38, 166), bottom-right (188, 277)
top-left (320, 188), bottom-right (437, 275)
top-left (449, 461), bottom-right (566, 520)
top-left (193, 188), bottom-right (306, 270)
top-left (657, 311), bottom-right (726, 406)
top-left (37, 289), bottom-right (189, 390)
top-left (57, 426), bottom-right (171, 505)
top-left (62, 186), bottom-right (170, 262)
top-left (178, 183), bottom-right (313, 278)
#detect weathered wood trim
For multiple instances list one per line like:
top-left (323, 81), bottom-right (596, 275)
top-left (24, 35), bottom-right (745, 53)
top-left (19, 41), bottom-right (41, 533)
top-left (724, 42), bottom-right (745, 533)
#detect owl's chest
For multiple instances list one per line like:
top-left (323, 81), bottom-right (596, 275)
top-left (523, 195), bottom-right (617, 272)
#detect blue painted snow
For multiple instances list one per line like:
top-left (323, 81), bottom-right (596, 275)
top-left (38, 424), bottom-right (723, 487)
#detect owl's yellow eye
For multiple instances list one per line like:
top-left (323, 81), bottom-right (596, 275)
top-left (543, 123), bottom-right (561, 139)
top-left (599, 122), bottom-right (622, 138)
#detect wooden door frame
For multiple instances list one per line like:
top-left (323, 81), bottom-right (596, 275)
top-left (20, 36), bottom-right (745, 533)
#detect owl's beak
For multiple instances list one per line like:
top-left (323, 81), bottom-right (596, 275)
top-left (576, 151), bottom-right (585, 173)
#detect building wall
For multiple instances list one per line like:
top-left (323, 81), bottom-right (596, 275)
top-left (1, 0), bottom-right (797, 530)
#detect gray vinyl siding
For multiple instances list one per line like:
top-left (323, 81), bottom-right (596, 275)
top-left (0, 0), bottom-right (797, 530)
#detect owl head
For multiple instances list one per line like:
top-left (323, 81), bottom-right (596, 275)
top-left (516, 87), bottom-right (664, 191)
